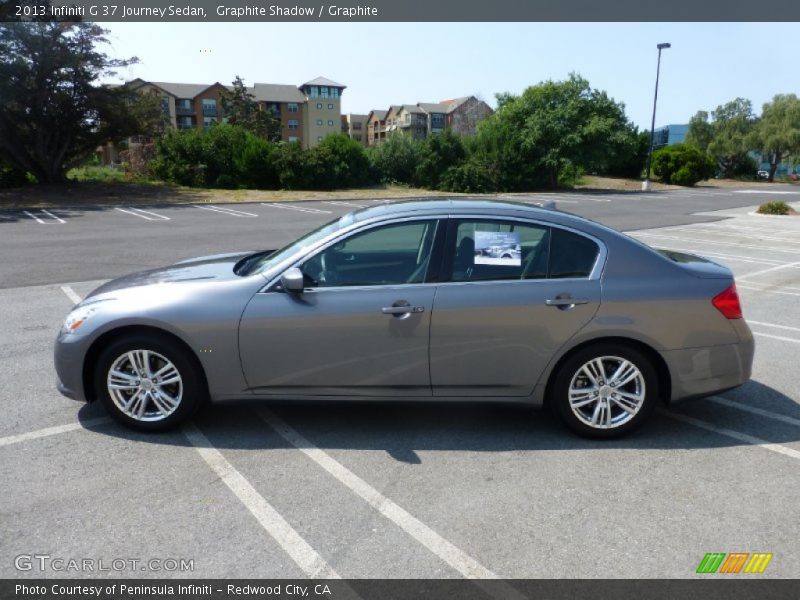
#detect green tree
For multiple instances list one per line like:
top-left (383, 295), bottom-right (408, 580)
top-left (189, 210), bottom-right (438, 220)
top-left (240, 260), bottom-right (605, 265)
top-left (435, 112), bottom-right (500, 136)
top-left (708, 98), bottom-right (756, 178)
top-left (220, 75), bottom-right (280, 141)
top-left (471, 74), bottom-right (635, 190)
top-left (749, 94), bottom-right (800, 182)
top-left (685, 111), bottom-right (714, 152)
top-left (0, 21), bottom-right (158, 183)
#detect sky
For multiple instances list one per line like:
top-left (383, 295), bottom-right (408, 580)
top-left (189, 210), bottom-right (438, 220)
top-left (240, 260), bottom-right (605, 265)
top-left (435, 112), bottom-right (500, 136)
top-left (99, 22), bottom-right (797, 130)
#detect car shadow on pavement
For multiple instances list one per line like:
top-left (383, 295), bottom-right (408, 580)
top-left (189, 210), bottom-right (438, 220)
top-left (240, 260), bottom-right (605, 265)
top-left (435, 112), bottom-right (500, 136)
top-left (77, 379), bottom-right (799, 463)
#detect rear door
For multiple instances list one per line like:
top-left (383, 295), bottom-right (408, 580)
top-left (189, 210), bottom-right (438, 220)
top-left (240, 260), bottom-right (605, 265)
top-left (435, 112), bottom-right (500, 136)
top-left (429, 218), bottom-right (603, 397)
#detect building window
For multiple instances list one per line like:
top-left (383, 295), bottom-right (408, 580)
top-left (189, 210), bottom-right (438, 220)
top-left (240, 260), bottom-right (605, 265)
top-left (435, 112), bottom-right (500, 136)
top-left (288, 136), bottom-right (299, 143)
top-left (316, 103), bottom-right (322, 109)
top-left (288, 119), bottom-right (299, 129)
top-left (354, 134), bottom-right (362, 141)
top-left (160, 97), bottom-right (170, 115)
top-left (431, 113), bottom-right (445, 129)
top-left (201, 98), bottom-right (217, 117)
top-left (321, 87), bottom-right (329, 98)
top-left (288, 103), bottom-right (298, 113)
top-left (310, 86), bottom-right (319, 98)
top-left (353, 122), bottom-right (362, 130)
top-left (177, 116), bottom-right (193, 129)
top-left (328, 103), bottom-right (334, 110)
top-left (203, 117), bottom-right (217, 129)
top-left (327, 120), bottom-right (334, 126)
top-left (316, 119), bottom-right (323, 126)
top-left (177, 98), bottom-right (192, 110)
top-left (332, 88), bottom-right (339, 99)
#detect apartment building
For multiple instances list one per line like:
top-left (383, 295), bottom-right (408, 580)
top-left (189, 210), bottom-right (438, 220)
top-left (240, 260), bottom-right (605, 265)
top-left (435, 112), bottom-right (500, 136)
top-left (125, 76), bottom-right (346, 149)
top-left (341, 113), bottom-right (369, 146)
top-left (366, 108), bottom-right (391, 146)
top-left (368, 96), bottom-right (493, 145)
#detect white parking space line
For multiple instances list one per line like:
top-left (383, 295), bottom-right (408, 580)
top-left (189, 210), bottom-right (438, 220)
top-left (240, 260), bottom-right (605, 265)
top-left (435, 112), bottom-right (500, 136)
top-left (261, 203), bottom-right (332, 214)
top-left (752, 331), bottom-right (800, 344)
top-left (738, 262), bottom-right (800, 281)
top-left (660, 227), bottom-right (800, 246)
top-left (258, 408), bottom-right (521, 588)
top-left (114, 207), bottom-right (170, 221)
top-left (709, 397), bottom-right (800, 427)
top-left (322, 201), bottom-right (368, 208)
top-left (734, 190), bottom-right (800, 194)
top-left (0, 418), bottom-right (112, 448)
top-left (634, 232), bottom-right (800, 256)
top-left (23, 209), bottom-right (66, 224)
top-left (60, 285), bottom-right (82, 304)
top-left (193, 204), bottom-right (258, 217)
top-left (661, 410), bottom-right (800, 461)
top-left (182, 423), bottom-right (341, 579)
top-left (738, 284), bottom-right (800, 297)
top-left (747, 320), bottom-right (800, 333)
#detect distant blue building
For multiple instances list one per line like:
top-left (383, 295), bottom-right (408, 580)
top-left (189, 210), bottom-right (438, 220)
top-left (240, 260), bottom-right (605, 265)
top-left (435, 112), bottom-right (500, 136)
top-left (653, 124), bottom-right (688, 150)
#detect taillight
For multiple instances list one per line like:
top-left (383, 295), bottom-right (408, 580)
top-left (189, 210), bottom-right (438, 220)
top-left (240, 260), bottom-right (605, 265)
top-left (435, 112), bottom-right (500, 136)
top-left (712, 283), bottom-right (743, 319)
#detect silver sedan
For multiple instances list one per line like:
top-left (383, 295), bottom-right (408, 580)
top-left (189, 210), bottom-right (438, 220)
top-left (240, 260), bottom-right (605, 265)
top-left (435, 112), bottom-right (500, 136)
top-left (54, 200), bottom-right (754, 438)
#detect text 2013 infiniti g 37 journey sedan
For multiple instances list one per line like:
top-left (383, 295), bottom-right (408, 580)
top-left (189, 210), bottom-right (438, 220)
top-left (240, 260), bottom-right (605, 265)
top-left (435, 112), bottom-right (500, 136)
top-left (54, 200), bottom-right (754, 438)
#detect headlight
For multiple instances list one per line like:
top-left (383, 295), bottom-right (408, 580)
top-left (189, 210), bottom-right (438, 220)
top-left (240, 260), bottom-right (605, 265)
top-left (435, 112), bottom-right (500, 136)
top-left (61, 301), bottom-right (111, 335)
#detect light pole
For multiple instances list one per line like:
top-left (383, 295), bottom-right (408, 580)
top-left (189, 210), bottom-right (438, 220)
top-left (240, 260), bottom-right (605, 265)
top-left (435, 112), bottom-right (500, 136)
top-left (643, 42), bottom-right (671, 192)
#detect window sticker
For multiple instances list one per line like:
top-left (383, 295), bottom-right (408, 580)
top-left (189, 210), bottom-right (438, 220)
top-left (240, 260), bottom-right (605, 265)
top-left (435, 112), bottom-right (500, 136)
top-left (474, 231), bottom-right (521, 266)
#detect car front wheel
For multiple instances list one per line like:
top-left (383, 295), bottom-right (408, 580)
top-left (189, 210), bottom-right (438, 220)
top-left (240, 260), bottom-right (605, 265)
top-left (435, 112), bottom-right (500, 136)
top-left (94, 334), bottom-right (205, 431)
top-left (551, 343), bottom-right (658, 438)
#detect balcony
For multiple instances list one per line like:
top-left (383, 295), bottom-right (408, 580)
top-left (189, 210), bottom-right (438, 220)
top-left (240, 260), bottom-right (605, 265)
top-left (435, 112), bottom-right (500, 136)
top-left (176, 106), bottom-right (195, 116)
top-left (202, 107), bottom-right (219, 117)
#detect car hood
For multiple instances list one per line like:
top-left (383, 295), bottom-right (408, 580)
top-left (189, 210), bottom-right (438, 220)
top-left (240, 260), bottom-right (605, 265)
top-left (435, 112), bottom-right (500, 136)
top-left (85, 251), bottom-right (255, 300)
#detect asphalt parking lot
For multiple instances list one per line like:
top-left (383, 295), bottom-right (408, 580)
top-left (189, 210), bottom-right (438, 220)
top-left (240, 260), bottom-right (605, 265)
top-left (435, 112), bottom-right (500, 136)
top-left (1, 187), bottom-right (799, 580)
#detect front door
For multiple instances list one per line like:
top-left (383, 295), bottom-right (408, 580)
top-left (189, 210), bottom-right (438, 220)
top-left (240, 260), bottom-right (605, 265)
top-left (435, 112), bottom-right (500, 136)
top-left (239, 219), bottom-right (441, 397)
top-left (430, 219), bottom-right (603, 397)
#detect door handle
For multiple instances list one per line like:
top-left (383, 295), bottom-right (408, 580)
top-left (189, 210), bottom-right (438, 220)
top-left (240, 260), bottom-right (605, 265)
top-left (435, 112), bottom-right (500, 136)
top-left (381, 306), bottom-right (424, 314)
top-left (545, 297), bottom-right (589, 307)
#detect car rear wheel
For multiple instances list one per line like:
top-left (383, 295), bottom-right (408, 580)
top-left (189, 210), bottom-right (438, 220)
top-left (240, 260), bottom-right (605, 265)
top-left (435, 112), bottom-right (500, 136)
top-left (550, 343), bottom-right (658, 438)
top-left (94, 334), bottom-right (205, 431)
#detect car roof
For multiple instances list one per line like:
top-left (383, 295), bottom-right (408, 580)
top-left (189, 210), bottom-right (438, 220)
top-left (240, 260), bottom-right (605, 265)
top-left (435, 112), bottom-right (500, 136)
top-left (351, 198), bottom-right (609, 236)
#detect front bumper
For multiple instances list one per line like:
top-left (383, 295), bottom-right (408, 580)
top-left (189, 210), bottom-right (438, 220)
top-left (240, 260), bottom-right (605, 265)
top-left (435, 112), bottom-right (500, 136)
top-left (53, 331), bottom-right (92, 403)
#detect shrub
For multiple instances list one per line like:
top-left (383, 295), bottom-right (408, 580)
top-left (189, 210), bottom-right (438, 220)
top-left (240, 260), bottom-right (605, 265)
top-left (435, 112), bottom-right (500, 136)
top-left (652, 144), bottom-right (715, 186)
top-left (757, 201), bottom-right (792, 215)
top-left (415, 129), bottom-right (466, 189)
top-left (367, 134), bottom-right (420, 185)
top-left (439, 159), bottom-right (495, 193)
top-left (67, 165), bottom-right (127, 183)
top-left (309, 134), bottom-right (373, 189)
top-left (0, 160), bottom-right (30, 187)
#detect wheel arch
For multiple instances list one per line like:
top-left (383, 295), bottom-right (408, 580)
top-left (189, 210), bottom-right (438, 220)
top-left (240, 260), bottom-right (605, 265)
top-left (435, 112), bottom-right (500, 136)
top-left (543, 336), bottom-right (672, 408)
top-left (82, 325), bottom-right (209, 403)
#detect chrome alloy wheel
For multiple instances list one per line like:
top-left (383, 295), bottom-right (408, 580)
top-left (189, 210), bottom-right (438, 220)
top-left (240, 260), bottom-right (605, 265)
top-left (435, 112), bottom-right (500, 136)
top-left (568, 355), bottom-right (646, 429)
top-left (106, 350), bottom-right (183, 422)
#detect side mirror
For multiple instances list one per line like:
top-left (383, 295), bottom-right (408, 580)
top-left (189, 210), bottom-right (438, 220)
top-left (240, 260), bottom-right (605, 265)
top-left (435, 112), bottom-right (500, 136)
top-left (280, 267), bottom-right (305, 293)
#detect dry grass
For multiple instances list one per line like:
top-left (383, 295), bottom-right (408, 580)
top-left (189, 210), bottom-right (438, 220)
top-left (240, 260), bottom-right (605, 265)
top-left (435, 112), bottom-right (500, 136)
top-left (0, 182), bottom-right (457, 209)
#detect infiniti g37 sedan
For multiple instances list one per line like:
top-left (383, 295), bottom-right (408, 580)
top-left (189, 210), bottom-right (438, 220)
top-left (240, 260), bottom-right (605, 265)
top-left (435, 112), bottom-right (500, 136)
top-left (54, 200), bottom-right (754, 438)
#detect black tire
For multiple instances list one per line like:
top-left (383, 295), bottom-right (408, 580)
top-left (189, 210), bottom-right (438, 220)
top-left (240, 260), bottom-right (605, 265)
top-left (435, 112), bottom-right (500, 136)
top-left (549, 342), bottom-right (658, 439)
top-left (94, 333), bottom-right (206, 432)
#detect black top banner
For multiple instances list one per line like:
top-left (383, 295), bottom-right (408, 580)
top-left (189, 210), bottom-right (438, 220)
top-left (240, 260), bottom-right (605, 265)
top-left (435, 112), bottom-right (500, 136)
top-left (2, 0), bottom-right (799, 22)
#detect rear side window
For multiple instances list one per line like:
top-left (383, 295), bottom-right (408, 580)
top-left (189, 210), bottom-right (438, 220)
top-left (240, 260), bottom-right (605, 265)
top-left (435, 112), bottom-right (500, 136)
top-left (548, 228), bottom-right (599, 279)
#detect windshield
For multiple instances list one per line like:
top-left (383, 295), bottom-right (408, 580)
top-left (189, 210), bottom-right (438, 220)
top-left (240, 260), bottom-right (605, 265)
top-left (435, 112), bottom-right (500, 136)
top-left (239, 214), bottom-right (355, 276)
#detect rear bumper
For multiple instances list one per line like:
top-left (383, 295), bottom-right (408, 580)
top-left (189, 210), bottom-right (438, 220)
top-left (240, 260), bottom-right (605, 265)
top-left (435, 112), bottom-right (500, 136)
top-left (663, 336), bottom-right (754, 402)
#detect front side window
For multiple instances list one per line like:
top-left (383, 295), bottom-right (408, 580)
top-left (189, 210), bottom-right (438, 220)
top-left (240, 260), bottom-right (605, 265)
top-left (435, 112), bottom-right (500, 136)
top-left (288, 103), bottom-right (298, 113)
top-left (288, 119), bottom-right (299, 129)
top-left (316, 102), bottom-right (323, 109)
top-left (301, 220), bottom-right (438, 288)
top-left (316, 119), bottom-right (323, 126)
top-left (328, 103), bottom-right (334, 110)
top-left (309, 86), bottom-right (319, 98)
top-left (321, 87), bottom-right (329, 98)
top-left (327, 119), bottom-right (334, 126)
